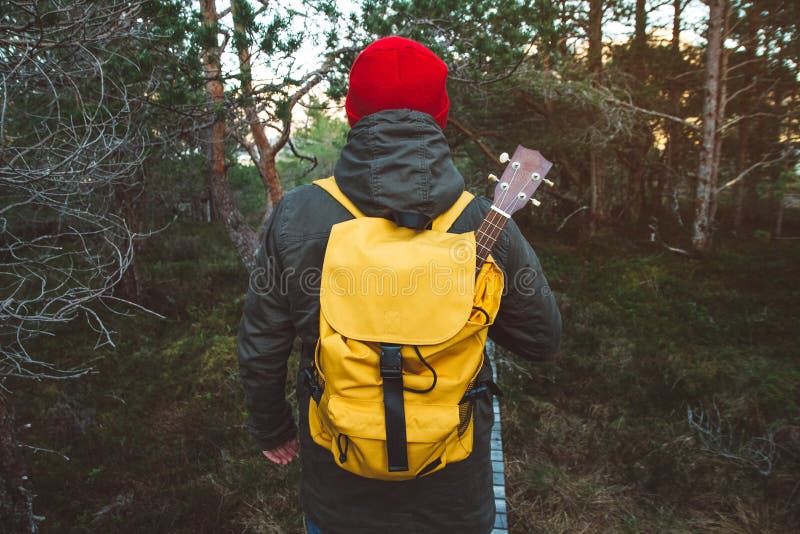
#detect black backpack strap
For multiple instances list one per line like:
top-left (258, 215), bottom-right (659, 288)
top-left (379, 342), bottom-right (409, 472)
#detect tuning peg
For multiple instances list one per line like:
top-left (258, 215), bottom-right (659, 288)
top-left (488, 173), bottom-right (499, 182)
top-left (544, 178), bottom-right (555, 187)
top-left (499, 152), bottom-right (509, 164)
top-left (530, 198), bottom-right (542, 207)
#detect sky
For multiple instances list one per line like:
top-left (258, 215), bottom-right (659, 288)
top-left (221, 0), bottom-right (712, 86)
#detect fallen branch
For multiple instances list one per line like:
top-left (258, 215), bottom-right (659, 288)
top-left (17, 442), bottom-right (70, 461)
top-left (663, 243), bottom-right (693, 257)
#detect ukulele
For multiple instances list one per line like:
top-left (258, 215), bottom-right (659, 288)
top-left (475, 145), bottom-right (554, 273)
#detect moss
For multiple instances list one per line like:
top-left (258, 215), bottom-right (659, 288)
top-left (15, 229), bottom-right (800, 533)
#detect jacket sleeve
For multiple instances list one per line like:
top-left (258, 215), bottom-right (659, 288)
top-left (237, 201), bottom-right (297, 450)
top-left (489, 218), bottom-right (562, 361)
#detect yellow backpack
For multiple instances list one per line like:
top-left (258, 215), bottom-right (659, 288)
top-left (305, 177), bottom-right (504, 480)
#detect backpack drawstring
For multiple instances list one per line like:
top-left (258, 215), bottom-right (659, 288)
top-left (403, 346), bottom-right (437, 394)
top-left (336, 434), bottom-right (350, 463)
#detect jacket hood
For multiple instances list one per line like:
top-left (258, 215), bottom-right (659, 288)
top-left (333, 109), bottom-right (464, 220)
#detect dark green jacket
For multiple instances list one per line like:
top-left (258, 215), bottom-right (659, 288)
top-left (237, 109), bottom-right (561, 534)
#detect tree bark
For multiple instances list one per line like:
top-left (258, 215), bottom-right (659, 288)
top-left (199, 0), bottom-right (257, 270)
top-left (588, 0), bottom-right (603, 79)
top-left (231, 0), bottom-right (282, 214)
top-left (634, 0), bottom-right (647, 51)
top-left (709, 1), bottom-right (730, 225)
top-left (692, 0), bottom-right (727, 252)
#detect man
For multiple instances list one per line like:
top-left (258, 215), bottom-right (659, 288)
top-left (237, 36), bottom-right (561, 534)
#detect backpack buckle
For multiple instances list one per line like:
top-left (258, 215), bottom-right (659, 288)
top-left (379, 343), bottom-right (403, 379)
top-left (303, 366), bottom-right (323, 404)
top-left (391, 211), bottom-right (431, 230)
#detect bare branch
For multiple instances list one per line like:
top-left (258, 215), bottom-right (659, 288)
top-left (271, 47), bottom-right (359, 155)
top-left (448, 117), bottom-right (501, 165)
top-left (605, 95), bottom-right (701, 131)
top-left (716, 151), bottom-right (791, 193)
top-left (556, 206), bottom-right (589, 232)
top-left (0, 0), bottom-right (159, 383)
top-left (720, 112), bottom-right (794, 133)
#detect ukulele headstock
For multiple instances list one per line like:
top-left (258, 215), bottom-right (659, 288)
top-left (488, 146), bottom-right (553, 217)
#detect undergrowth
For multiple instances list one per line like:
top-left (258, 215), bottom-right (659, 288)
top-left (499, 237), bottom-right (800, 533)
top-left (13, 224), bottom-right (800, 533)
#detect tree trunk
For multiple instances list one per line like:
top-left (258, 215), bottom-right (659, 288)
top-left (692, 0), bottom-right (727, 252)
top-left (199, 0), bottom-right (257, 270)
top-left (774, 196), bottom-right (784, 238)
top-left (709, 1), bottom-right (730, 225)
top-left (588, 0), bottom-right (603, 237)
top-left (589, 150), bottom-right (600, 236)
top-left (733, 8), bottom-right (758, 235)
top-left (0, 401), bottom-right (37, 534)
top-left (231, 0), bottom-right (283, 213)
top-left (634, 0), bottom-right (647, 58)
top-left (662, 0), bottom-right (684, 223)
top-left (733, 121), bottom-right (750, 234)
top-left (588, 0), bottom-right (603, 79)
top-left (114, 181), bottom-right (145, 301)
top-left (631, 0), bottom-right (649, 90)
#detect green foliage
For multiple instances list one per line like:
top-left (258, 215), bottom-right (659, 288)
top-left (361, 0), bottom-right (539, 79)
top-left (260, 15), bottom-right (291, 55)
top-left (232, 0), bottom-right (256, 34)
top-left (229, 164), bottom-right (267, 225)
top-left (195, 18), bottom-right (219, 51)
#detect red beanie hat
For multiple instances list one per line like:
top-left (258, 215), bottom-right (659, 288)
top-left (345, 36), bottom-right (450, 129)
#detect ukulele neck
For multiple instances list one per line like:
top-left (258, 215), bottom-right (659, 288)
top-left (475, 207), bottom-right (509, 272)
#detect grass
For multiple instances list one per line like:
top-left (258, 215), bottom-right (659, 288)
top-left (13, 223), bottom-right (800, 533)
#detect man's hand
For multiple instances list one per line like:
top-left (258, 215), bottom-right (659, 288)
top-left (262, 438), bottom-right (299, 465)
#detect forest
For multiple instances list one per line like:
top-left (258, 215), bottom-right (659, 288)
top-left (1, 0), bottom-right (798, 532)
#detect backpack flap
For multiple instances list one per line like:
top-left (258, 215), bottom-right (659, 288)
top-left (320, 217), bottom-right (476, 345)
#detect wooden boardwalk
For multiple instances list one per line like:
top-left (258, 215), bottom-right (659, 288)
top-left (486, 340), bottom-right (508, 534)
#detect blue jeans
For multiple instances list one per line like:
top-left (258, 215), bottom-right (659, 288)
top-left (305, 517), bottom-right (322, 534)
